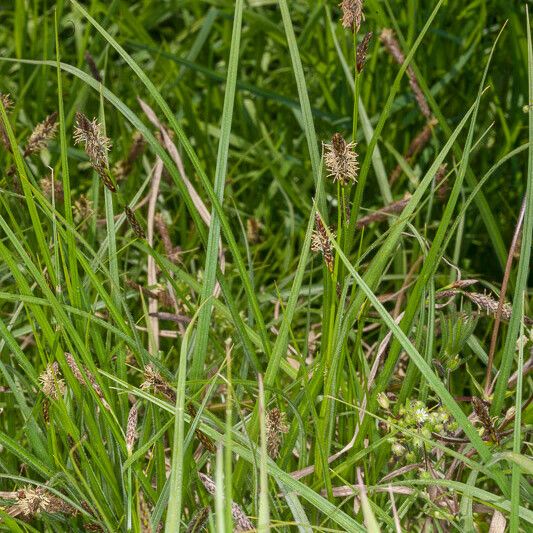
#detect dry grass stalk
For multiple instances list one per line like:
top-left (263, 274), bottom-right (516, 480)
top-left (24, 112), bottom-right (58, 156)
top-left (356, 31), bottom-right (373, 72)
top-left (356, 193), bottom-right (411, 229)
top-left (39, 362), bottom-right (66, 400)
top-left (265, 407), bottom-right (289, 459)
top-left (126, 402), bottom-right (139, 455)
top-left (380, 29), bottom-right (431, 118)
top-left (154, 213), bottom-right (182, 263)
top-left (113, 131), bottom-right (145, 181)
top-left (65, 352), bottom-right (111, 411)
top-left (125, 206), bottom-right (146, 239)
top-left (73, 112), bottom-right (115, 192)
top-left (141, 364), bottom-right (176, 402)
top-left (198, 473), bottom-right (253, 532)
top-left (340, 0), bottom-right (364, 32)
top-left (311, 214), bottom-right (335, 273)
top-left (324, 133), bottom-right (359, 185)
top-left (186, 506), bottom-right (210, 533)
top-left (187, 404), bottom-right (216, 453)
top-left (84, 51), bottom-right (102, 82)
top-left (389, 118), bottom-right (437, 184)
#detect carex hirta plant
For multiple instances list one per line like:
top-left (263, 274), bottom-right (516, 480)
top-left (0, 1), bottom-right (531, 531)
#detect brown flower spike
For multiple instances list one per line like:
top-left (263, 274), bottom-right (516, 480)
top-left (125, 206), bottom-right (146, 239)
top-left (356, 32), bottom-right (373, 72)
top-left (324, 133), bottom-right (359, 185)
top-left (265, 408), bottom-right (289, 459)
top-left (380, 29), bottom-right (431, 119)
top-left (73, 112), bottom-right (116, 192)
top-left (311, 214), bottom-right (335, 273)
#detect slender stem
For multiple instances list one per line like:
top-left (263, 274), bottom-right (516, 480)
top-left (485, 196), bottom-right (526, 394)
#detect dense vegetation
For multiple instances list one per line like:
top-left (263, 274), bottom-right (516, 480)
top-left (0, 0), bottom-right (531, 531)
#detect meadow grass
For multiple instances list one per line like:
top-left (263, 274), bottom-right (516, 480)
top-left (0, 0), bottom-right (531, 531)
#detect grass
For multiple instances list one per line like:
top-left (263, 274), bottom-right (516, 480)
top-left (0, 0), bottom-right (531, 531)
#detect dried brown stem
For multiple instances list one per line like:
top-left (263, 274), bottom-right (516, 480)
top-left (485, 196), bottom-right (527, 394)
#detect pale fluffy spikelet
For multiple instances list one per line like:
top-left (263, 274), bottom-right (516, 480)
top-left (74, 112), bottom-right (116, 192)
top-left (324, 133), bottom-right (358, 185)
top-left (126, 402), bottom-right (139, 455)
top-left (141, 364), bottom-right (176, 402)
top-left (465, 292), bottom-right (513, 321)
top-left (24, 112), bottom-right (58, 156)
top-left (340, 0), bottom-right (364, 32)
top-left (311, 214), bottom-right (335, 273)
top-left (7, 487), bottom-right (74, 518)
top-left (39, 362), bottom-right (66, 400)
top-left (0, 93), bottom-right (13, 111)
top-left (265, 408), bottom-right (289, 459)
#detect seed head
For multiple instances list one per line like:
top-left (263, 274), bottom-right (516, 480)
top-left (324, 133), bottom-right (358, 185)
top-left (198, 473), bottom-right (253, 532)
top-left (356, 32), bottom-right (373, 72)
top-left (24, 112), bottom-right (58, 156)
top-left (380, 29), bottom-right (431, 119)
top-left (7, 487), bottom-right (74, 518)
top-left (186, 507), bottom-right (210, 533)
top-left (126, 402), bottom-right (139, 455)
top-left (141, 364), bottom-right (176, 402)
top-left (84, 51), bottom-right (102, 82)
top-left (39, 362), bottom-right (66, 400)
top-left (74, 112), bottom-right (115, 192)
top-left (0, 93), bottom-right (13, 111)
top-left (472, 397), bottom-right (500, 444)
top-left (311, 214), bottom-right (335, 273)
top-left (265, 407), bottom-right (289, 459)
top-left (340, 0), bottom-right (364, 33)
top-left (125, 206), bottom-right (146, 239)
top-left (465, 292), bottom-right (513, 321)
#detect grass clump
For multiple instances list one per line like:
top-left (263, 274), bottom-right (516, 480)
top-left (0, 0), bottom-right (531, 531)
